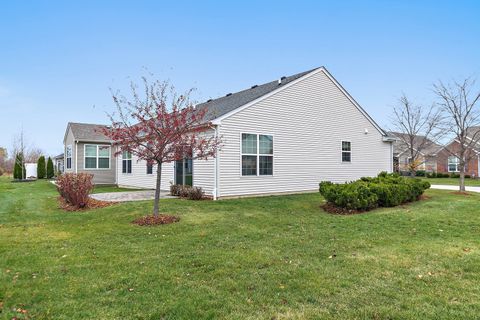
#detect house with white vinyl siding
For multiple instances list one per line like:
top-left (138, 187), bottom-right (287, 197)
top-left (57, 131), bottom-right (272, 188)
top-left (114, 66), bottom-right (395, 199)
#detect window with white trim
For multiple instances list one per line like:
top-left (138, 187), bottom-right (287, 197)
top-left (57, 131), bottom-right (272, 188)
top-left (146, 163), bottom-right (153, 174)
top-left (241, 133), bottom-right (273, 176)
top-left (342, 141), bottom-right (351, 162)
top-left (448, 156), bottom-right (460, 172)
top-left (122, 151), bottom-right (132, 174)
top-left (66, 145), bottom-right (72, 169)
top-left (84, 145), bottom-right (110, 169)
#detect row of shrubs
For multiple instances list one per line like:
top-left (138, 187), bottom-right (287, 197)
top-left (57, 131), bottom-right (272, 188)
top-left (415, 170), bottom-right (471, 179)
top-left (319, 172), bottom-right (430, 211)
top-left (170, 184), bottom-right (205, 200)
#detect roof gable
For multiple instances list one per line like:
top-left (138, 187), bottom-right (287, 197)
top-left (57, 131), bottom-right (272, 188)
top-left (64, 122), bottom-right (112, 143)
top-left (198, 66), bottom-right (386, 136)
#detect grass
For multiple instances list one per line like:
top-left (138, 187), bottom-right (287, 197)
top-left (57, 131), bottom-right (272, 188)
top-left (1, 177), bottom-right (480, 319)
top-left (421, 177), bottom-right (480, 186)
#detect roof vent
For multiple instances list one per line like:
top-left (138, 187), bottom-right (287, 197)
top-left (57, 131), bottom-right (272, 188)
top-left (207, 99), bottom-right (213, 102)
top-left (251, 85), bottom-right (258, 89)
top-left (226, 93), bottom-right (232, 96)
top-left (281, 76), bottom-right (287, 80)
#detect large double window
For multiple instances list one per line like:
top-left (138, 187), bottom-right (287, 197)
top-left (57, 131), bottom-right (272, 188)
top-left (84, 145), bottom-right (111, 169)
top-left (66, 145), bottom-right (72, 169)
top-left (241, 133), bottom-right (273, 176)
top-left (122, 151), bottom-right (132, 174)
top-left (448, 156), bottom-right (460, 172)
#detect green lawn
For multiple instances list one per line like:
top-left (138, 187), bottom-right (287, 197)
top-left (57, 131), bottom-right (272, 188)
top-left (1, 177), bottom-right (480, 319)
top-left (421, 177), bottom-right (480, 186)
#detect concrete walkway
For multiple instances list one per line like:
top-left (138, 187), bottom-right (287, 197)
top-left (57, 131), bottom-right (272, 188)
top-left (90, 190), bottom-right (176, 202)
top-left (430, 184), bottom-right (480, 193)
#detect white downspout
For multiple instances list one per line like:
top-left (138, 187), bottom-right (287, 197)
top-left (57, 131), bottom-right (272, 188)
top-left (75, 140), bottom-right (78, 173)
top-left (213, 125), bottom-right (220, 200)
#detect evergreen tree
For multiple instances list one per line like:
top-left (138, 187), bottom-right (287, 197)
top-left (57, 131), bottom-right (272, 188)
top-left (14, 153), bottom-right (25, 179)
top-left (46, 157), bottom-right (54, 179)
top-left (37, 156), bottom-right (46, 179)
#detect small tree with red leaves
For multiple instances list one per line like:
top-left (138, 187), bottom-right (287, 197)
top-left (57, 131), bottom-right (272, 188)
top-left (102, 77), bottom-right (221, 217)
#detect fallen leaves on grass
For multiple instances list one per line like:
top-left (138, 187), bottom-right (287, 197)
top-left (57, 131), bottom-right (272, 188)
top-left (451, 191), bottom-right (471, 196)
top-left (132, 214), bottom-right (180, 226)
top-left (58, 196), bottom-right (114, 212)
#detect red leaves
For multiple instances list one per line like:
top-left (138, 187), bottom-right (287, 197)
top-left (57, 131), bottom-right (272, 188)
top-left (56, 173), bottom-right (94, 209)
top-left (101, 79), bottom-right (221, 166)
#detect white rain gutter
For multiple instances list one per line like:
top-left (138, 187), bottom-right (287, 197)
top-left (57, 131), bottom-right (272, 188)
top-left (213, 124), bottom-right (220, 200)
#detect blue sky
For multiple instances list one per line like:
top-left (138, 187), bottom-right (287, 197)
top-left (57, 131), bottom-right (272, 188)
top-left (1, 0), bottom-right (479, 155)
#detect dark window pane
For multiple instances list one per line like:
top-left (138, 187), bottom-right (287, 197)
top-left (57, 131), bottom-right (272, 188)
top-left (98, 158), bottom-right (109, 169)
top-left (342, 141), bottom-right (351, 151)
top-left (122, 160), bottom-right (132, 173)
top-left (259, 156), bottom-right (273, 175)
top-left (259, 135), bottom-right (273, 154)
top-left (146, 164), bottom-right (153, 174)
top-left (342, 152), bottom-right (351, 162)
top-left (67, 158), bottom-right (71, 169)
top-left (242, 155), bottom-right (257, 176)
top-left (242, 134), bottom-right (257, 154)
top-left (85, 157), bottom-right (97, 169)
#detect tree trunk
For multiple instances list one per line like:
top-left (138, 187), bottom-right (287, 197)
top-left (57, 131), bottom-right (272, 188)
top-left (153, 162), bottom-right (162, 217)
top-left (459, 168), bottom-right (466, 192)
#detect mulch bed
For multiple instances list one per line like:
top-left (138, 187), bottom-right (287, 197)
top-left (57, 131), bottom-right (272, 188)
top-left (451, 191), bottom-right (472, 196)
top-left (132, 214), bottom-right (180, 226)
top-left (321, 203), bottom-right (369, 215)
top-left (58, 196), bottom-right (115, 212)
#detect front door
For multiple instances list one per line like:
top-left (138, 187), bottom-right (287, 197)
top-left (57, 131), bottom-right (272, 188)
top-left (175, 158), bottom-right (193, 186)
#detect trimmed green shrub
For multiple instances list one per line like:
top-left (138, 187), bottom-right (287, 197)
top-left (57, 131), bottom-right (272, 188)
top-left (426, 172), bottom-right (437, 178)
top-left (450, 173), bottom-right (460, 178)
top-left (37, 156), bottom-right (46, 179)
top-left (415, 170), bottom-right (426, 177)
top-left (47, 157), bottom-right (54, 179)
top-left (465, 174), bottom-right (471, 179)
top-left (319, 172), bottom-right (430, 211)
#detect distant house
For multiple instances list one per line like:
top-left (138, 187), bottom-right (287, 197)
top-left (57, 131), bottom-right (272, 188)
top-left (436, 127), bottom-right (480, 178)
top-left (65, 67), bottom-right (394, 198)
top-left (389, 132), bottom-right (442, 173)
top-left (53, 153), bottom-right (64, 173)
top-left (63, 122), bottom-right (115, 184)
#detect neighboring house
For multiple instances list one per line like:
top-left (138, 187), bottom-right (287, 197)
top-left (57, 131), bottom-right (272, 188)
top-left (63, 123), bottom-right (116, 184)
top-left (389, 132), bottom-right (442, 173)
top-left (114, 66), bottom-right (394, 199)
top-left (436, 127), bottom-right (480, 177)
top-left (53, 153), bottom-right (64, 173)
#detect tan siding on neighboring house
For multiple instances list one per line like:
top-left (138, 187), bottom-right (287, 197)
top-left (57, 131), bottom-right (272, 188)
top-left (116, 154), bottom-right (174, 190)
top-left (217, 69), bottom-right (391, 198)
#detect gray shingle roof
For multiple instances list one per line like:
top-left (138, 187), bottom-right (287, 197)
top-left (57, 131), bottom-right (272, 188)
top-left (196, 68), bottom-right (319, 121)
top-left (389, 131), bottom-right (442, 156)
top-left (68, 122), bottom-right (112, 142)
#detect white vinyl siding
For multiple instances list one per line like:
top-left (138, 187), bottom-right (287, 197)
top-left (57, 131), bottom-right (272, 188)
top-left (216, 69), bottom-right (391, 198)
top-left (116, 154), bottom-right (174, 190)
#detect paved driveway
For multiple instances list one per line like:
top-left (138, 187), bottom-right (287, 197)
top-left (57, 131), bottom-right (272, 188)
top-left (430, 184), bottom-right (480, 193)
top-left (90, 190), bottom-right (176, 202)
